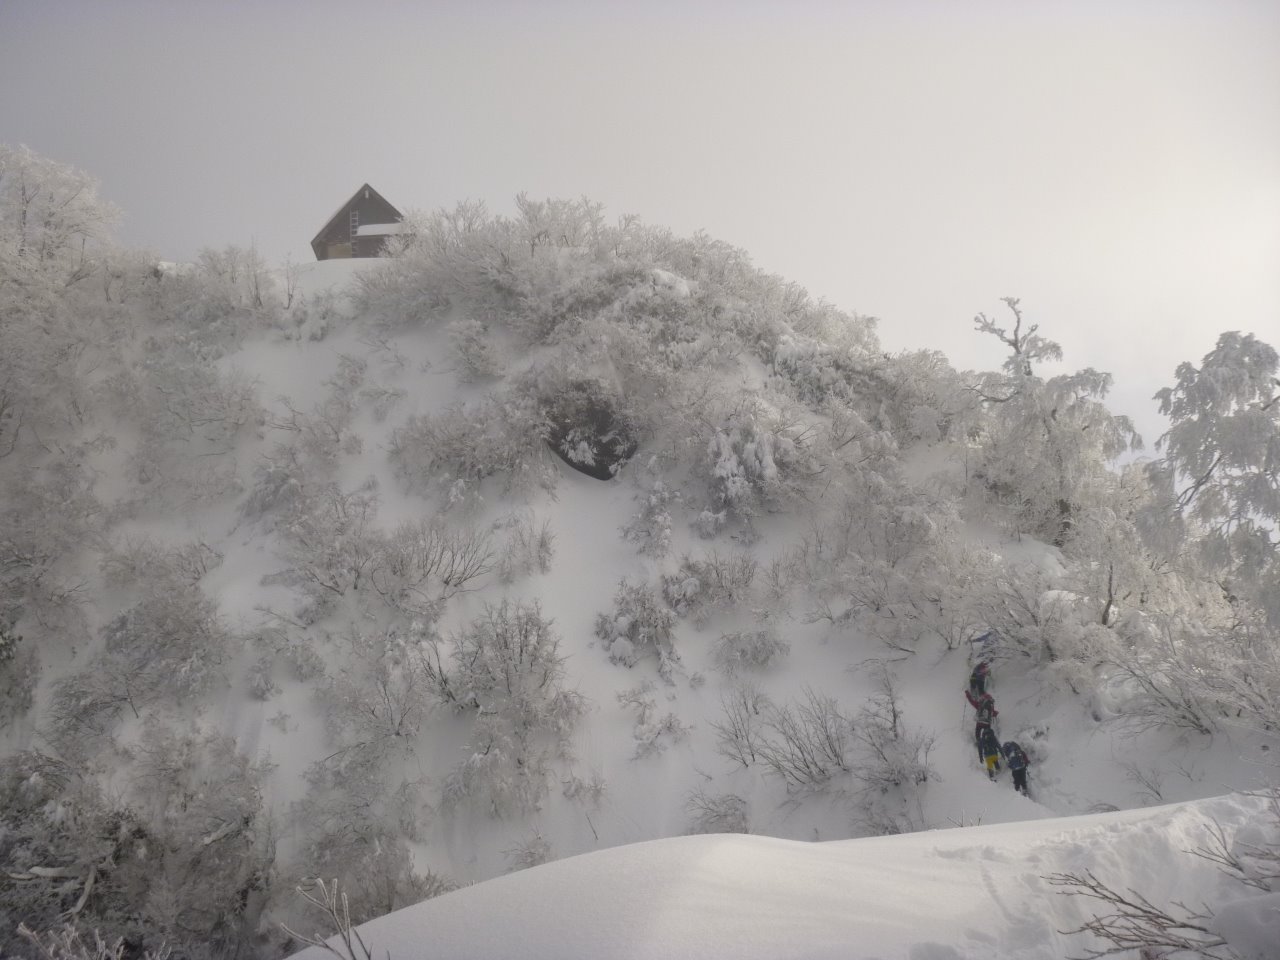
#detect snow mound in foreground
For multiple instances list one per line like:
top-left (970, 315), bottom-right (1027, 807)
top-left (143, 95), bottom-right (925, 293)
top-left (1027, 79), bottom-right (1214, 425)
top-left (291, 793), bottom-right (1277, 960)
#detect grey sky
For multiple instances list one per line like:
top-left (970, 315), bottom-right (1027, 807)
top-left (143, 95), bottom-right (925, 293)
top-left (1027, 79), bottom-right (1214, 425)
top-left (3, 0), bottom-right (1277, 447)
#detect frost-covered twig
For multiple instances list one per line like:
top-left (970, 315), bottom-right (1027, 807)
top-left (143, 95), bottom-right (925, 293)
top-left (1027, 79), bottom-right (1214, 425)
top-left (17, 924), bottom-right (171, 960)
top-left (280, 878), bottom-right (380, 960)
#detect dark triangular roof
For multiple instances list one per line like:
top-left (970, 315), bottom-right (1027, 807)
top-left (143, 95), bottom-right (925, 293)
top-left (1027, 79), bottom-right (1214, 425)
top-left (310, 183), bottom-right (403, 248)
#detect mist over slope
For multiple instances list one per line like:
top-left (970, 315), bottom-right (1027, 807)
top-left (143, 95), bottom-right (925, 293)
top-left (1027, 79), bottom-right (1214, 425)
top-left (2, 151), bottom-right (1278, 958)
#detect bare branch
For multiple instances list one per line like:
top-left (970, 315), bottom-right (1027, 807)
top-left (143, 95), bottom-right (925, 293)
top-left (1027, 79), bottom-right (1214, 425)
top-left (1045, 870), bottom-right (1232, 959)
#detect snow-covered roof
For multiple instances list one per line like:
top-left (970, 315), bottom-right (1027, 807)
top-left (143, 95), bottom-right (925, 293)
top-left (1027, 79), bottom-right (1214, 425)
top-left (355, 222), bottom-right (409, 237)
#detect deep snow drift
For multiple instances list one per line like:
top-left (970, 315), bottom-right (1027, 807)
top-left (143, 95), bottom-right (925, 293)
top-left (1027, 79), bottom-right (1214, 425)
top-left (291, 793), bottom-right (1277, 960)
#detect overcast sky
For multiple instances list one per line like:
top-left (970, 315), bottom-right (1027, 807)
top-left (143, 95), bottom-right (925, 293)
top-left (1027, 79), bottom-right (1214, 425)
top-left (3, 0), bottom-right (1277, 446)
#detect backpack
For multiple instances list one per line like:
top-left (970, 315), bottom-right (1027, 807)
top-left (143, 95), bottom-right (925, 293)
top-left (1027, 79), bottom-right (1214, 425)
top-left (976, 696), bottom-right (995, 725)
top-left (1002, 742), bottom-right (1027, 770)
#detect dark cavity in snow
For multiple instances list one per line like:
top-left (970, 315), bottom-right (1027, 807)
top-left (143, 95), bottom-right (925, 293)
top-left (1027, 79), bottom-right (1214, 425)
top-left (546, 379), bottom-right (638, 480)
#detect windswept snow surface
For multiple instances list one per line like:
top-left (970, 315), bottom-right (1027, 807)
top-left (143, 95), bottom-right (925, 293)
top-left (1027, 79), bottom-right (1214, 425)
top-left (292, 793), bottom-right (1276, 960)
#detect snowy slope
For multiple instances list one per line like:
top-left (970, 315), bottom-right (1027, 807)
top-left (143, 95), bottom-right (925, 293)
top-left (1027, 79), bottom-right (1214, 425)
top-left (290, 793), bottom-right (1277, 960)
top-left (167, 261), bottom-right (1277, 923)
top-left (6, 241), bottom-right (1278, 960)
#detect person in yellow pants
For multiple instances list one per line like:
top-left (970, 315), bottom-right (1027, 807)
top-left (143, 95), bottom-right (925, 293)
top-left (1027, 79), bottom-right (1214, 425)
top-left (979, 727), bottom-right (1002, 780)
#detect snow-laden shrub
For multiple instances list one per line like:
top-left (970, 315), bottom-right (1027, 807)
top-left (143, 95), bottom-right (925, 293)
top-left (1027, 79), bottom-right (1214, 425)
top-left (713, 628), bottom-right (789, 675)
top-left (495, 512), bottom-right (556, 582)
top-left (101, 350), bottom-right (260, 500)
top-left (789, 474), bottom-right (980, 654)
top-left (47, 587), bottom-right (233, 756)
top-left (1092, 613), bottom-right (1217, 736)
top-left (770, 331), bottom-right (876, 408)
top-left (855, 665), bottom-right (936, 793)
top-left (711, 682), bottom-right (771, 768)
top-left (99, 536), bottom-right (222, 588)
top-left (246, 654), bottom-right (279, 700)
top-left (388, 394), bottom-right (556, 498)
top-left (449, 601), bottom-right (584, 730)
top-left (278, 286), bottom-right (343, 343)
top-left (504, 832), bottom-right (554, 873)
top-left (0, 449), bottom-right (103, 627)
top-left (122, 722), bottom-right (274, 951)
top-left (561, 770), bottom-right (608, 806)
top-left (974, 568), bottom-right (1101, 670)
top-left (261, 354), bottom-right (369, 468)
top-left (293, 751), bottom-right (447, 927)
top-left (359, 382), bottom-right (407, 422)
top-left (621, 480), bottom-right (680, 558)
top-left (353, 200), bottom-right (513, 328)
top-left (685, 788), bottom-right (750, 835)
top-left (694, 508), bottom-right (727, 539)
top-left (318, 627), bottom-right (438, 764)
top-left (15, 924), bottom-right (171, 960)
top-left (595, 579), bottom-right (679, 679)
top-left (370, 516), bottom-right (495, 616)
top-left (661, 550), bottom-right (758, 626)
top-left (1, 725), bottom-right (273, 960)
top-left (770, 332), bottom-right (965, 448)
top-left (240, 444), bottom-right (307, 522)
top-left (504, 244), bottom-right (648, 345)
top-left (443, 714), bottom-right (555, 817)
top-left (442, 601), bottom-right (587, 816)
top-left (1094, 604), bottom-right (1280, 741)
top-left (874, 348), bottom-right (974, 445)
top-left (0, 622), bottom-right (38, 722)
top-left (255, 624), bottom-right (324, 683)
top-left (147, 244), bottom-right (282, 351)
top-left (701, 399), bottom-right (821, 525)
top-left (0, 753), bottom-right (153, 955)
top-left (448, 316), bottom-right (505, 380)
top-left (849, 666), bottom-right (935, 835)
top-left (754, 687), bottom-right (853, 792)
top-left (616, 681), bottom-right (690, 759)
top-left (265, 481), bottom-right (381, 621)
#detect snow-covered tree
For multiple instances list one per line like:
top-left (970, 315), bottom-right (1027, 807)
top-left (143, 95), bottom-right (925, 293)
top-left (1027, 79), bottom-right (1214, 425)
top-left (267, 481), bottom-right (381, 621)
top-left (47, 587), bottom-right (234, 756)
top-left (442, 601), bottom-right (587, 816)
top-left (969, 298), bottom-right (1141, 545)
top-left (1151, 331), bottom-right (1280, 625)
top-left (0, 144), bottom-right (117, 286)
top-left (317, 626), bottom-right (438, 764)
top-left (292, 751), bottom-right (447, 928)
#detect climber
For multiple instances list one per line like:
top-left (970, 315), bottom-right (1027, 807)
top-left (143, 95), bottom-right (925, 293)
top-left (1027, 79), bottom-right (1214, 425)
top-left (966, 688), bottom-right (998, 761)
top-left (1002, 741), bottom-right (1030, 796)
top-left (978, 727), bottom-right (1002, 780)
top-left (968, 660), bottom-right (991, 698)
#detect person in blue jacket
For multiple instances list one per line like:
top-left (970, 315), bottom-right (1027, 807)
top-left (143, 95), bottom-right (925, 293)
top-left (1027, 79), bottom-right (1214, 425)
top-left (1002, 741), bottom-right (1030, 796)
